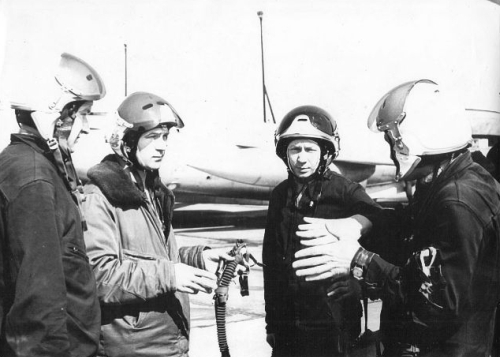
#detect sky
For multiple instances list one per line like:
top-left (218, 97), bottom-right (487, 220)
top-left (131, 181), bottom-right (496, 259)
top-left (0, 0), bottom-right (499, 163)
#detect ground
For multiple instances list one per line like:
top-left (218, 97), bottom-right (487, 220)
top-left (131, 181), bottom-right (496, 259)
top-left (173, 203), bottom-right (382, 357)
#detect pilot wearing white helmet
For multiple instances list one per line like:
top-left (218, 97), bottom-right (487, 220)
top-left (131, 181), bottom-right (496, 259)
top-left (293, 80), bottom-right (500, 357)
top-left (0, 53), bottom-right (106, 357)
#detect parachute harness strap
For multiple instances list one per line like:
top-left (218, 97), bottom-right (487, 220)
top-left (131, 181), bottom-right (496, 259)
top-left (213, 240), bottom-right (264, 357)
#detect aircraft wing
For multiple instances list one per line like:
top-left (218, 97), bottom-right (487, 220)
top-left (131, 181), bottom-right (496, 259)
top-left (160, 143), bottom-right (405, 204)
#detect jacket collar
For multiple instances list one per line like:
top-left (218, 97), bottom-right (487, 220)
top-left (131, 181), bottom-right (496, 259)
top-left (433, 150), bottom-right (472, 185)
top-left (11, 133), bottom-right (51, 155)
top-left (87, 154), bottom-right (147, 207)
top-left (412, 151), bottom-right (473, 217)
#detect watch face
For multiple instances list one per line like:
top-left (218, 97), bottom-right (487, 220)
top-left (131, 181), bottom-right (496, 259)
top-left (352, 266), bottom-right (363, 280)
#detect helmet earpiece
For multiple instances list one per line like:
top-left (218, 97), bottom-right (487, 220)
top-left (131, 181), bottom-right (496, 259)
top-left (15, 109), bottom-right (35, 128)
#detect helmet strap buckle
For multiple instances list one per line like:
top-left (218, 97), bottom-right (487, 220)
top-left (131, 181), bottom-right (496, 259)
top-left (46, 137), bottom-right (59, 151)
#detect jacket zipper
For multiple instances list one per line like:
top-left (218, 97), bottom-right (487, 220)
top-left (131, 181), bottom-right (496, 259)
top-left (143, 198), bottom-right (168, 252)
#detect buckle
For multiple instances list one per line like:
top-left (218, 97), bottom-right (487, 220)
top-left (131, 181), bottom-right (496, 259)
top-left (46, 138), bottom-right (59, 151)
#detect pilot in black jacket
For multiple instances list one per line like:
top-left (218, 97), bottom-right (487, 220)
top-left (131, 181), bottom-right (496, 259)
top-left (263, 105), bottom-right (381, 357)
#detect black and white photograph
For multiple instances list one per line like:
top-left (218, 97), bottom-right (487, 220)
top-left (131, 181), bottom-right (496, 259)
top-left (0, 0), bottom-right (499, 356)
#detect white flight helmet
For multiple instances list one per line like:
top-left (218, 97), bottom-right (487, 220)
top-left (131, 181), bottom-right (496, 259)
top-left (368, 79), bottom-right (472, 181)
top-left (51, 52), bottom-right (106, 111)
top-left (11, 52), bottom-right (106, 142)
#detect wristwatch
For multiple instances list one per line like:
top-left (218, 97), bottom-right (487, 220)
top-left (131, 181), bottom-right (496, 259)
top-left (351, 264), bottom-right (364, 281)
top-left (350, 247), bottom-right (375, 281)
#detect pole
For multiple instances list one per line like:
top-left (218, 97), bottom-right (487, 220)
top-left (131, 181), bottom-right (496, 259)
top-left (124, 43), bottom-right (128, 97)
top-left (258, 11), bottom-right (266, 123)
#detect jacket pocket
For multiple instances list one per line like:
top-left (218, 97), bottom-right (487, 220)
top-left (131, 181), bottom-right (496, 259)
top-left (62, 243), bottom-right (93, 294)
top-left (123, 249), bottom-right (163, 261)
top-left (66, 243), bottom-right (90, 261)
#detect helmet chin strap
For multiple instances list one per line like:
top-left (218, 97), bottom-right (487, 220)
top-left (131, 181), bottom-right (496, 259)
top-left (121, 153), bottom-right (158, 195)
top-left (402, 155), bottom-right (450, 203)
top-left (30, 111), bottom-right (60, 150)
top-left (404, 180), bottom-right (415, 204)
top-left (290, 172), bottom-right (324, 215)
top-left (51, 121), bottom-right (89, 231)
top-left (318, 151), bottom-right (332, 176)
top-left (121, 144), bottom-right (135, 168)
top-left (114, 155), bottom-right (145, 193)
top-left (419, 151), bottom-right (462, 186)
top-left (129, 166), bottom-right (147, 193)
top-left (121, 146), bottom-right (151, 194)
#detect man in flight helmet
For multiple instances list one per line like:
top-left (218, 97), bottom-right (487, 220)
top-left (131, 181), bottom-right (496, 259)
top-left (0, 53), bottom-right (106, 357)
top-left (263, 105), bottom-right (381, 356)
top-left (292, 80), bottom-right (500, 357)
top-left (82, 91), bottom-right (240, 357)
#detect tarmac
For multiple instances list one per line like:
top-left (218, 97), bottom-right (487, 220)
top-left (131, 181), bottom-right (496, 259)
top-left (173, 203), bottom-right (382, 357)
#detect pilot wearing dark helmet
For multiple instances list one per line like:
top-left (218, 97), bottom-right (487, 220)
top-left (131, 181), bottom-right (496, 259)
top-left (263, 105), bottom-right (381, 357)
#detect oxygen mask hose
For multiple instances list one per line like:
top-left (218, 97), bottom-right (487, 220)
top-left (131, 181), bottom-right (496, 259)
top-left (213, 240), bottom-right (248, 357)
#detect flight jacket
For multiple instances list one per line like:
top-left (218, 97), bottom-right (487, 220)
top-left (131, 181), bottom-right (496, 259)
top-left (263, 169), bottom-right (382, 344)
top-left (0, 134), bottom-right (100, 357)
top-left (83, 154), bottom-right (207, 357)
top-left (363, 152), bottom-right (500, 357)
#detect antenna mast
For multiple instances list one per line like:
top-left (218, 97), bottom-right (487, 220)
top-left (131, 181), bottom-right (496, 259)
top-left (124, 43), bottom-right (128, 96)
top-left (258, 11), bottom-right (276, 124)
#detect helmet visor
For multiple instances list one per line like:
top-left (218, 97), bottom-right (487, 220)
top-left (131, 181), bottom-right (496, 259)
top-left (279, 112), bottom-right (335, 137)
top-left (367, 93), bottom-right (389, 132)
top-left (158, 103), bottom-right (184, 129)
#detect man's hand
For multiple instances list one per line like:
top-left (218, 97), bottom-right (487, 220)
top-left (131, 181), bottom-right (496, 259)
top-left (296, 217), bottom-right (339, 245)
top-left (202, 247), bottom-right (249, 276)
top-left (327, 276), bottom-right (362, 302)
top-left (292, 239), bottom-right (361, 281)
top-left (202, 247), bottom-right (236, 274)
top-left (174, 263), bottom-right (217, 294)
top-left (296, 215), bottom-right (372, 245)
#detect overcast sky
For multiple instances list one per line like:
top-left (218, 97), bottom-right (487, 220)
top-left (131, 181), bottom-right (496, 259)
top-left (0, 0), bottom-right (499, 162)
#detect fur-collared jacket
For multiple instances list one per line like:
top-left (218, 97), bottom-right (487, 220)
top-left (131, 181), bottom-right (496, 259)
top-left (82, 155), bottom-right (206, 357)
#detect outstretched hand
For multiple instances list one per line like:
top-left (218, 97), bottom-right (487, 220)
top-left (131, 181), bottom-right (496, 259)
top-left (291, 215), bottom-right (370, 281)
top-left (292, 239), bottom-right (360, 281)
top-left (296, 217), bottom-right (339, 245)
top-left (174, 263), bottom-right (217, 294)
top-left (202, 247), bottom-right (249, 276)
top-left (203, 248), bottom-right (235, 274)
top-left (296, 215), bottom-right (371, 245)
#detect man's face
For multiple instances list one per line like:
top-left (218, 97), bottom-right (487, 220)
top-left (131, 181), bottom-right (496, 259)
top-left (403, 163), bottom-right (435, 182)
top-left (136, 127), bottom-right (169, 170)
top-left (287, 139), bottom-right (321, 179)
top-left (67, 101), bottom-right (92, 152)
